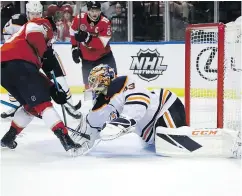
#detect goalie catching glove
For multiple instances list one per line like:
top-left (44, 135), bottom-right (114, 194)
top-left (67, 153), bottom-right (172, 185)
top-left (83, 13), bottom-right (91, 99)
top-left (100, 117), bottom-right (136, 141)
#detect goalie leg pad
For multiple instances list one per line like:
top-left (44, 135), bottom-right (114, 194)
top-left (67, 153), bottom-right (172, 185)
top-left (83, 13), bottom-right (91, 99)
top-left (155, 126), bottom-right (239, 158)
top-left (155, 97), bottom-right (187, 129)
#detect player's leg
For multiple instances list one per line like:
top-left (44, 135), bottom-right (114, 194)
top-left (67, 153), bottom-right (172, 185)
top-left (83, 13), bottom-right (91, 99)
top-left (22, 62), bottom-right (81, 151)
top-left (81, 55), bottom-right (117, 102)
top-left (95, 52), bottom-right (117, 75)
top-left (81, 60), bottom-right (96, 90)
top-left (82, 52), bottom-right (117, 90)
top-left (44, 51), bottom-right (82, 119)
top-left (155, 97), bottom-right (187, 129)
top-left (1, 61), bottom-right (33, 148)
top-left (154, 97), bottom-right (240, 158)
top-left (2, 61), bottom-right (80, 151)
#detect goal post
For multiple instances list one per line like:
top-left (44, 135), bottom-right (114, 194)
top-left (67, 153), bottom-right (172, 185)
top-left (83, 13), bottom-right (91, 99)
top-left (185, 22), bottom-right (241, 131)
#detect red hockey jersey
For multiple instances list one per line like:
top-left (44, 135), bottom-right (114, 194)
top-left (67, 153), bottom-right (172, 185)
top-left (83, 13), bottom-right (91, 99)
top-left (1, 18), bottom-right (54, 67)
top-left (70, 13), bottom-right (112, 61)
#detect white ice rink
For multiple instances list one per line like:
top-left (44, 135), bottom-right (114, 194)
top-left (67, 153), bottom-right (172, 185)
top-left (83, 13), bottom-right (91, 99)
top-left (0, 94), bottom-right (241, 196)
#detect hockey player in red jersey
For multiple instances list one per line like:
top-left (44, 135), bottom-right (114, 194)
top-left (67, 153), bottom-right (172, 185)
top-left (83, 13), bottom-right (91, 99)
top-left (1, 1), bottom-right (82, 119)
top-left (1, 17), bottom-right (81, 152)
top-left (70, 1), bottom-right (117, 89)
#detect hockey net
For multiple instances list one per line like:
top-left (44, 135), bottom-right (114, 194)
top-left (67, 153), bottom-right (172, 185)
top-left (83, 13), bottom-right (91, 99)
top-left (185, 20), bottom-right (241, 131)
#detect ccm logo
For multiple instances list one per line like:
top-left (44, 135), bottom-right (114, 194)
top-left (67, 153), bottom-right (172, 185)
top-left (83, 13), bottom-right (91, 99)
top-left (192, 130), bottom-right (218, 135)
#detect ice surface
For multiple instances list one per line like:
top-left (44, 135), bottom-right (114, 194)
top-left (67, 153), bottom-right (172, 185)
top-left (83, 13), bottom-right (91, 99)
top-left (0, 94), bottom-right (241, 196)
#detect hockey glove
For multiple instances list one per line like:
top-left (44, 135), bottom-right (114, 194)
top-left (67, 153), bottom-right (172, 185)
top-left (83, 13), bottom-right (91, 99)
top-left (72, 46), bottom-right (81, 64)
top-left (100, 117), bottom-right (136, 140)
top-left (49, 84), bottom-right (67, 104)
top-left (74, 30), bottom-right (92, 43)
top-left (42, 46), bottom-right (57, 72)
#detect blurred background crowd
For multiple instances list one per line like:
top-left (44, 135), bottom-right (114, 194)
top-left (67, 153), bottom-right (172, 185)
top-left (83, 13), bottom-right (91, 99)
top-left (1, 1), bottom-right (241, 43)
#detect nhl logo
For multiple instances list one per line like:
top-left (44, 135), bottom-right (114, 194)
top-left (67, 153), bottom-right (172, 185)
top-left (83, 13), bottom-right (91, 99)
top-left (130, 49), bottom-right (168, 82)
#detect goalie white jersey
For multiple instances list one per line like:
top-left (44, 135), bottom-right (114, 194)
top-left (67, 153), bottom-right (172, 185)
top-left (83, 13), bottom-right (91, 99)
top-left (75, 74), bottom-right (240, 158)
top-left (86, 76), bottom-right (178, 144)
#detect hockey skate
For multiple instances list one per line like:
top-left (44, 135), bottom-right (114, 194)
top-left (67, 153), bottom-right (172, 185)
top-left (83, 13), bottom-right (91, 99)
top-left (1, 127), bottom-right (18, 149)
top-left (54, 128), bottom-right (81, 151)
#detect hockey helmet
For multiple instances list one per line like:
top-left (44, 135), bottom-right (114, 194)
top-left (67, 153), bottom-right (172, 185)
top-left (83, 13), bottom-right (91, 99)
top-left (88, 64), bottom-right (115, 97)
top-left (26, 1), bottom-right (43, 20)
top-left (87, 1), bottom-right (101, 10)
top-left (26, 1), bottom-right (43, 14)
top-left (87, 1), bottom-right (102, 22)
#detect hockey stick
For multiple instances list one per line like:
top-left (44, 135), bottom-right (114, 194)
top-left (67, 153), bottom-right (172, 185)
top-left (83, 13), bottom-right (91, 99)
top-left (67, 124), bottom-right (102, 156)
top-left (76, 2), bottom-right (82, 51)
top-left (50, 70), bottom-right (67, 126)
top-left (78, 4), bottom-right (81, 45)
top-left (0, 100), bottom-right (43, 119)
top-left (0, 100), bottom-right (18, 109)
top-left (66, 100), bottom-right (82, 111)
top-left (65, 102), bottom-right (83, 120)
top-left (67, 126), bottom-right (90, 140)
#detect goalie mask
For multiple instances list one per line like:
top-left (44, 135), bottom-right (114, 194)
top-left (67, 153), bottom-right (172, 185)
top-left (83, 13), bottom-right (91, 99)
top-left (88, 64), bottom-right (115, 98)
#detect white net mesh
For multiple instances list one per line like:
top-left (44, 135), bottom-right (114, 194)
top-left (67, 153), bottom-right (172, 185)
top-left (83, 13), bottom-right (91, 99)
top-left (188, 20), bottom-right (241, 131)
top-left (224, 20), bottom-right (241, 131)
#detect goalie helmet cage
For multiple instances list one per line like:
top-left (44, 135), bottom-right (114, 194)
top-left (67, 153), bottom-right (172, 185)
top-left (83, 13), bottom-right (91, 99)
top-left (185, 22), bottom-right (241, 130)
